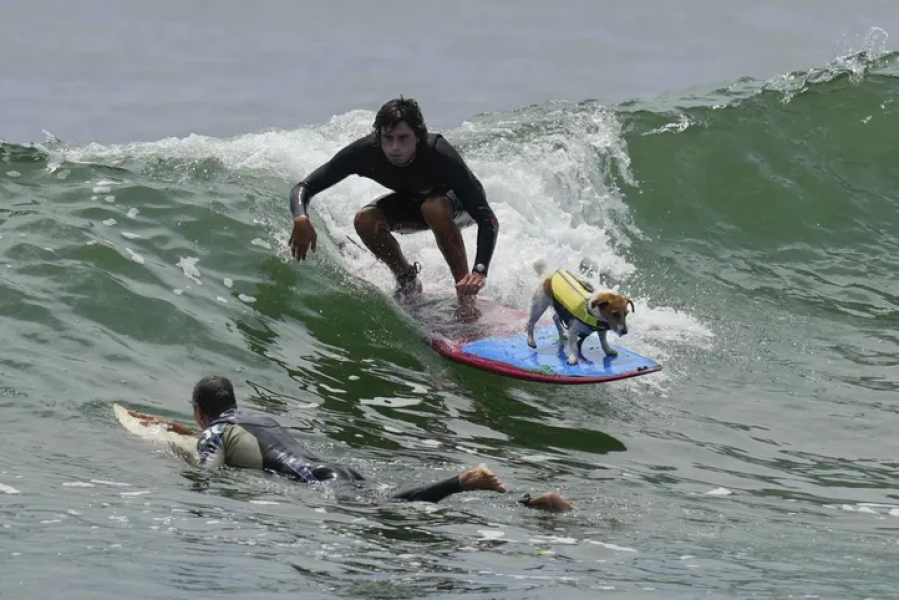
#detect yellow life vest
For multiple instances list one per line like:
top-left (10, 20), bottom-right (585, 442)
top-left (550, 270), bottom-right (607, 330)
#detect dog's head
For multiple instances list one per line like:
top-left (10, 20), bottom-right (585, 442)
top-left (587, 291), bottom-right (634, 335)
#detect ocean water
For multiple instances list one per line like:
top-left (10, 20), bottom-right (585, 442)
top-left (3, 2), bottom-right (899, 599)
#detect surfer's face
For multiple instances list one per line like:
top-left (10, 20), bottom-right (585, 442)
top-left (380, 121), bottom-right (417, 166)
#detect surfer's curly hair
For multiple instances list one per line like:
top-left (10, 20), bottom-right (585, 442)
top-left (373, 96), bottom-right (428, 144)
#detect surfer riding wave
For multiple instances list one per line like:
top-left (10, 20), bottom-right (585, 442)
top-left (286, 97), bottom-right (499, 319)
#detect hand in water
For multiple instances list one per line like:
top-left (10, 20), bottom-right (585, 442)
top-left (288, 215), bottom-right (317, 260)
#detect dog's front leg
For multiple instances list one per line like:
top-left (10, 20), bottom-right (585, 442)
top-left (599, 330), bottom-right (618, 357)
top-left (566, 324), bottom-right (581, 365)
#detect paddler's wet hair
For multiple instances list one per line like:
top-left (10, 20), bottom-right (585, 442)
top-left (191, 375), bottom-right (237, 418)
top-left (373, 96), bottom-right (428, 144)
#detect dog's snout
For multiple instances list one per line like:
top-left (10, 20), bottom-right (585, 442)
top-left (620, 327), bottom-right (628, 336)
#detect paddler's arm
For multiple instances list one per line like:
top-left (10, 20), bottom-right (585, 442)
top-left (128, 410), bottom-right (199, 435)
top-left (196, 427), bottom-right (226, 469)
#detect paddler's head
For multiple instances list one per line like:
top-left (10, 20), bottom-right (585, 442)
top-left (191, 375), bottom-right (237, 427)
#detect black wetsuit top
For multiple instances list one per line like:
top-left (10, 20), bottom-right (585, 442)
top-left (196, 408), bottom-right (463, 503)
top-left (289, 132), bottom-right (499, 274)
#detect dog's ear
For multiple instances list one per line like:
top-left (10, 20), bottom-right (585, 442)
top-left (627, 299), bottom-right (635, 313)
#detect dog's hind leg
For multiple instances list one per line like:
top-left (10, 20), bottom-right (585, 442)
top-left (552, 313), bottom-right (567, 344)
top-left (526, 291), bottom-right (552, 348)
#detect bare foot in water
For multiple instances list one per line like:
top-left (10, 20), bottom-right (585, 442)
top-left (459, 463), bottom-right (508, 493)
top-left (519, 492), bottom-right (575, 512)
top-left (454, 295), bottom-right (481, 322)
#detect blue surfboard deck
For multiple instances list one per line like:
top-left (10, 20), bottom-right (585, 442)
top-left (399, 291), bottom-right (662, 385)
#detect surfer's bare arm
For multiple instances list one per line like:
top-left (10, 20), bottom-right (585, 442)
top-left (434, 136), bottom-right (499, 276)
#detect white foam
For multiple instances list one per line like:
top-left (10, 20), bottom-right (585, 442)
top-left (0, 483), bottom-right (20, 494)
top-left (121, 232), bottom-right (141, 240)
top-left (176, 256), bottom-right (202, 284)
top-left (360, 397), bottom-right (421, 408)
top-left (223, 278), bottom-right (233, 288)
top-left (530, 536), bottom-right (578, 545)
top-left (238, 294), bottom-right (255, 303)
top-left (6, 171), bottom-right (21, 178)
top-left (102, 218), bottom-right (117, 226)
top-left (587, 540), bottom-right (638, 552)
top-left (519, 454), bottom-right (556, 463)
top-left (478, 529), bottom-right (506, 540)
top-left (126, 208), bottom-right (139, 219)
top-left (90, 479), bottom-right (131, 487)
top-left (125, 248), bottom-right (145, 264)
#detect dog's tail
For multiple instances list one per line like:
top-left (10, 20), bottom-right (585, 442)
top-left (533, 259), bottom-right (550, 277)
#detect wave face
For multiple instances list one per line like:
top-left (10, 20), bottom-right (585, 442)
top-left (2, 43), bottom-right (899, 598)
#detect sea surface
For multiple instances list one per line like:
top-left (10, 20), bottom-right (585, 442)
top-left (3, 2), bottom-right (899, 598)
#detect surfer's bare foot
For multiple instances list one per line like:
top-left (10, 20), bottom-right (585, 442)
top-left (455, 295), bottom-right (481, 322)
top-left (459, 463), bottom-right (507, 493)
top-left (393, 262), bottom-right (422, 300)
top-left (519, 492), bottom-right (575, 512)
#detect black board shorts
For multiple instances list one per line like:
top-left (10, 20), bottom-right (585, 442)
top-left (364, 190), bottom-right (475, 234)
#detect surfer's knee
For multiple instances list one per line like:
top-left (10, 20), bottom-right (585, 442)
top-left (420, 195), bottom-right (455, 231)
top-left (354, 206), bottom-right (388, 238)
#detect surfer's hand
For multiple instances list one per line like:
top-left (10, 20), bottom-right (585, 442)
top-left (455, 272), bottom-right (486, 297)
top-left (289, 215), bottom-right (317, 261)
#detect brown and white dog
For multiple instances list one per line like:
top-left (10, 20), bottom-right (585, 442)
top-left (526, 260), bottom-right (634, 365)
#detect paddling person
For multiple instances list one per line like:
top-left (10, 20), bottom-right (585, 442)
top-left (174, 375), bottom-right (573, 511)
top-left (286, 97), bottom-right (499, 318)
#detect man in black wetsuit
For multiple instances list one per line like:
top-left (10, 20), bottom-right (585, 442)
top-left (287, 97), bottom-right (499, 315)
top-left (187, 375), bottom-right (573, 511)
